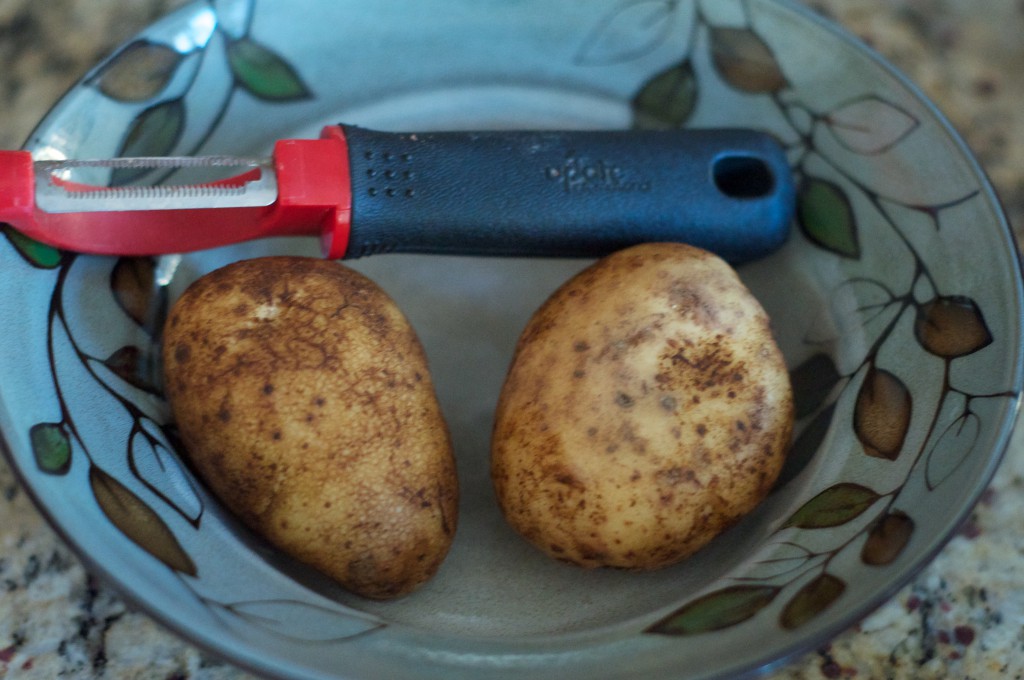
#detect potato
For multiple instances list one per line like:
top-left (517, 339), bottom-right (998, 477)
top-left (162, 256), bottom-right (457, 599)
top-left (491, 243), bottom-right (792, 570)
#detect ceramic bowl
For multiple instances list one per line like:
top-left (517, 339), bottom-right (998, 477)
top-left (2, 1), bottom-right (1021, 678)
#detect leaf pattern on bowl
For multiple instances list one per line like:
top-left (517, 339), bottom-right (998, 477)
top-left (91, 40), bottom-right (188, 103)
top-left (648, 585), bottom-right (781, 635)
top-left (624, 0), bottom-right (1019, 636)
top-left (708, 26), bottom-right (787, 93)
top-left (90, 464), bottom-right (198, 576)
top-left (797, 178), bottom-right (860, 259)
top-left (30, 422), bottom-right (71, 475)
top-left (823, 96), bottom-right (920, 155)
top-left (2, 0), bottom-right (1019, 669)
top-left (226, 36), bottom-right (312, 101)
top-left (632, 60), bottom-right (699, 130)
top-left (574, 0), bottom-right (681, 66)
top-left (11, 0), bottom-right (385, 645)
top-left (203, 598), bottom-right (385, 643)
top-left (85, 2), bottom-right (311, 187)
top-left (111, 99), bottom-right (187, 185)
top-left (1, 225), bottom-right (64, 269)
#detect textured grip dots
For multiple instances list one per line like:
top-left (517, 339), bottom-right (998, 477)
top-left (362, 149), bottom-right (416, 199)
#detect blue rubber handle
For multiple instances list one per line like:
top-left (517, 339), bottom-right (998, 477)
top-left (341, 125), bottom-right (794, 263)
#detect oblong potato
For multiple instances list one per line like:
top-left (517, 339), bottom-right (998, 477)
top-left (163, 256), bottom-right (457, 599)
top-left (491, 242), bottom-right (792, 570)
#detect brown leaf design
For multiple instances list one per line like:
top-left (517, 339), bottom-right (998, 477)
top-left (111, 257), bottom-right (165, 332)
top-left (104, 346), bottom-right (160, 394)
top-left (783, 483), bottom-right (881, 530)
top-left (915, 296), bottom-right (993, 359)
top-left (646, 585), bottom-right (780, 635)
top-left (825, 96), bottom-right (920, 155)
top-left (854, 367), bottom-right (911, 461)
top-left (632, 60), bottom-right (699, 129)
top-left (780, 573), bottom-right (845, 630)
top-left (709, 27), bottom-right (787, 94)
top-left (861, 511), bottom-right (914, 566)
top-left (90, 466), bottom-right (196, 576)
top-left (95, 40), bottom-right (185, 102)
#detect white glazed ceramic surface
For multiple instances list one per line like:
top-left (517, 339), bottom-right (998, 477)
top-left (1, 1), bottom-right (1021, 679)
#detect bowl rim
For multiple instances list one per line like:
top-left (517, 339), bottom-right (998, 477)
top-left (2, 0), bottom-right (1022, 678)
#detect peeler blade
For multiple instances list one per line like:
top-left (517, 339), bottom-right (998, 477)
top-left (33, 156), bottom-right (278, 213)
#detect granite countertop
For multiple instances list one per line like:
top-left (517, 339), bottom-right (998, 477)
top-left (2, 1), bottom-right (1024, 678)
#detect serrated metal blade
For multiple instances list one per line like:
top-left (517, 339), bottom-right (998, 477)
top-left (34, 156), bottom-right (278, 213)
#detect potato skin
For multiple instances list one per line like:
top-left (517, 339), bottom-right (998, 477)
top-left (491, 243), bottom-right (792, 570)
top-left (162, 256), bottom-right (457, 599)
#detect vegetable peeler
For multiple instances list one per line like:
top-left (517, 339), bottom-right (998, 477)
top-left (0, 124), bottom-right (795, 263)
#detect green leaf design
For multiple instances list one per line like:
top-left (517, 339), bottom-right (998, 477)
top-left (709, 27), bottom-right (787, 94)
top-left (783, 483), bottom-right (880, 529)
top-left (90, 466), bottom-right (197, 576)
top-left (798, 178), bottom-right (860, 259)
top-left (646, 585), bottom-right (780, 635)
top-left (227, 37), bottom-right (311, 101)
top-left (2, 224), bottom-right (63, 269)
top-left (780, 573), bottom-right (845, 630)
top-left (95, 40), bottom-right (185, 102)
top-left (632, 60), bottom-right (698, 129)
top-left (861, 511), bottom-right (914, 566)
top-left (112, 100), bottom-right (186, 186)
top-left (790, 353), bottom-right (841, 419)
top-left (915, 296), bottom-right (993, 359)
top-left (854, 367), bottom-right (912, 461)
top-left (775, 403), bottom-right (835, 488)
top-left (31, 422), bottom-right (71, 475)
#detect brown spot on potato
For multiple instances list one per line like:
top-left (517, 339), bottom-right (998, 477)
top-left (174, 343), bottom-right (191, 363)
top-left (491, 243), bottom-right (792, 571)
top-left (162, 256), bottom-right (458, 600)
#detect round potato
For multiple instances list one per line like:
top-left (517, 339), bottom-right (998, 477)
top-left (162, 256), bottom-right (457, 599)
top-left (491, 242), bottom-right (792, 570)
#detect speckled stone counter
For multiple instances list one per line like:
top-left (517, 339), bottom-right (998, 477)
top-left (2, 1), bottom-right (1023, 678)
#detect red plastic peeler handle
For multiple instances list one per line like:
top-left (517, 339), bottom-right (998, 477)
top-left (0, 126), bottom-right (354, 258)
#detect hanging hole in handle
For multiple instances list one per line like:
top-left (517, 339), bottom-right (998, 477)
top-left (712, 154), bottom-right (776, 199)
